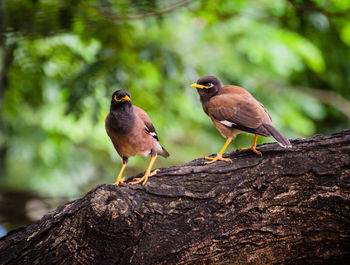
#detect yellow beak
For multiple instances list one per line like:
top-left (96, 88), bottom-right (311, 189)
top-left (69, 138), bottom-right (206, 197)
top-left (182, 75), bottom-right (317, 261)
top-left (114, 95), bottom-right (131, 102)
top-left (191, 83), bottom-right (209, 89)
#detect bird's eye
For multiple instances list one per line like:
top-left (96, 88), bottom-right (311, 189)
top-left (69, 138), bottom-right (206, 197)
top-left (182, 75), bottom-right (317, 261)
top-left (207, 83), bottom-right (213, 87)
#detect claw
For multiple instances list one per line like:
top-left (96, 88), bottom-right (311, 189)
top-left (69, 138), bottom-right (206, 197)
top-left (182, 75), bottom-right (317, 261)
top-left (130, 169), bottom-right (159, 185)
top-left (241, 146), bottom-right (262, 156)
top-left (204, 155), bottom-right (231, 164)
top-left (130, 177), bottom-right (143, 184)
top-left (203, 138), bottom-right (232, 165)
top-left (149, 169), bottom-right (159, 177)
top-left (113, 177), bottom-right (126, 186)
top-left (130, 175), bottom-right (148, 185)
top-left (241, 134), bottom-right (262, 156)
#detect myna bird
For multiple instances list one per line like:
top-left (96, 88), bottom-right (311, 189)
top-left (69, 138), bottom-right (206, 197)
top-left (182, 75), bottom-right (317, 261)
top-left (105, 90), bottom-right (169, 185)
top-left (192, 76), bottom-right (291, 164)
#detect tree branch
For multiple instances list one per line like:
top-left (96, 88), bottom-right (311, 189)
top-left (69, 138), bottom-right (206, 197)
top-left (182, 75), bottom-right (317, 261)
top-left (1, 130), bottom-right (350, 264)
top-left (304, 88), bottom-right (350, 119)
top-left (87, 0), bottom-right (195, 21)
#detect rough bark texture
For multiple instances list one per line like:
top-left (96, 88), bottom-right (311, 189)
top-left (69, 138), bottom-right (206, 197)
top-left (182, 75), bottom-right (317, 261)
top-left (1, 130), bottom-right (350, 265)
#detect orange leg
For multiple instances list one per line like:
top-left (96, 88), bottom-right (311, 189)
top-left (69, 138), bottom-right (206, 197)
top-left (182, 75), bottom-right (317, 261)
top-left (241, 134), bottom-right (262, 156)
top-left (130, 154), bottom-right (158, 185)
top-left (113, 162), bottom-right (127, 186)
top-left (205, 138), bottom-right (232, 164)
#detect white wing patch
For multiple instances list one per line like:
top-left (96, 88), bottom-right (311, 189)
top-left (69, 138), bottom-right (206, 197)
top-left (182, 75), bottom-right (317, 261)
top-left (149, 132), bottom-right (157, 137)
top-left (220, 120), bottom-right (237, 127)
top-left (145, 127), bottom-right (159, 140)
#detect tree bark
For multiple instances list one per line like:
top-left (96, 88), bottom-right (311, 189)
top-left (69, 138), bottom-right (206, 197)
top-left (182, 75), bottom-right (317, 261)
top-left (1, 130), bottom-right (350, 265)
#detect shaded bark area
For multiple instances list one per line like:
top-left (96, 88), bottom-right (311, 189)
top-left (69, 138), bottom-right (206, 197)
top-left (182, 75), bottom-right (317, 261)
top-left (1, 130), bottom-right (350, 265)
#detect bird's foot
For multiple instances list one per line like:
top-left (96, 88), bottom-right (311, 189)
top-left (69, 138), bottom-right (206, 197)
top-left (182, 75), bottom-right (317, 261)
top-left (131, 169), bottom-right (159, 185)
top-left (130, 176), bottom-right (147, 185)
top-left (241, 146), bottom-right (262, 156)
top-left (113, 177), bottom-right (126, 186)
top-left (149, 169), bottom-right (159, 177)
top-left (130, 170), bottom-right (158, 185)
top-left (204, 154), bottom-right (231, 164)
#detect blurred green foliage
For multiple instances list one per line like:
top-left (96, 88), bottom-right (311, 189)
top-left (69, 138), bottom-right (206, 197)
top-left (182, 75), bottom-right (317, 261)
top-left (0, 0), bottom-right (349, 203)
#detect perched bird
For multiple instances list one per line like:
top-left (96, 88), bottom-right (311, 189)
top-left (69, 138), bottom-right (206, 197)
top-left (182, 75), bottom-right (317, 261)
top-left (105, 90), bottom-right (169, 185)
top-left (192, 76), bottom-right (291, 164)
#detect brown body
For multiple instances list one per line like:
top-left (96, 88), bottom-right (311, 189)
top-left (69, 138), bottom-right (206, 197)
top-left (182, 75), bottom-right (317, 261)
top-left (202, 85), bottom-right (272, 139)
top-left (192, 75), bottom-right (291, 164)
top-left (106, 89), bottom-right (168, 185)
top-left (106, 106), bottom-right (161, 158)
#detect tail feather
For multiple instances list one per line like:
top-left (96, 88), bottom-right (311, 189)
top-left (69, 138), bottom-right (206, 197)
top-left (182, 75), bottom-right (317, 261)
top-left (154, 140), bottom-right (169, 157)
top-left (160, 146), bottom-right (170, 158)
top-left (263, 124), bottom-right (292, 148)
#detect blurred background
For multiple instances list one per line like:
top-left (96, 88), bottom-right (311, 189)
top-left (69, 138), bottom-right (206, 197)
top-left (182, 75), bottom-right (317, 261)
top-left (0, 0), bottom-right (349, 235)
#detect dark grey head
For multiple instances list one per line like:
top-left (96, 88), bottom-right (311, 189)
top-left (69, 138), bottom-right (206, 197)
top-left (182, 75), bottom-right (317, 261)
top-left (191, 76), bottom-right (223, 101)
top-left (110, 90), bottom-right (132, 111)
top-left (108, 90), bottom-right (135, 134)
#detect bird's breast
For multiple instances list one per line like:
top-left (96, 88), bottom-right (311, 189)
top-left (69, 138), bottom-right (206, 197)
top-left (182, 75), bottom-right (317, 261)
top-left (105, 110), bottom-right (135, 135)
top-left (106, 116), bottom-right (154, 158)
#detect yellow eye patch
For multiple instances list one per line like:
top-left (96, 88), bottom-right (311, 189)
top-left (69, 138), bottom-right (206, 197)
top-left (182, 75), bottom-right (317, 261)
top-left (114, 95), bottom-right (131, 102)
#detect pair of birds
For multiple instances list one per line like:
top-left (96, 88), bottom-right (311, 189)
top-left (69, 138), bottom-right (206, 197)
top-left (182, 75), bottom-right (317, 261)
top-left (105, 76), bottom-right (292, 186)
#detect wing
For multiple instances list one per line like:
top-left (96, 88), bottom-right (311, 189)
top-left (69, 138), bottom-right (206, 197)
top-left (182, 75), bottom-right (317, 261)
top-left (207, 90), bottom-right (272, 136)
top-left (133, 106), bottom-right (169, 157)
top-left (133, 106), bottom-right (159, 141)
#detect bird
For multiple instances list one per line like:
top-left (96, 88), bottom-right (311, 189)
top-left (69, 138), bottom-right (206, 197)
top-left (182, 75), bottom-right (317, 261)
top-left (191, 75), bottom-right (291, 164)
top-left (105, 90), bottom-right (169, 185)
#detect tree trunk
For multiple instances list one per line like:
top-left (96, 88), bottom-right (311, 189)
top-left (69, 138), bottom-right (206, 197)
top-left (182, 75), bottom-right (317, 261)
top-left (1, 130), bottom-right (350, 265)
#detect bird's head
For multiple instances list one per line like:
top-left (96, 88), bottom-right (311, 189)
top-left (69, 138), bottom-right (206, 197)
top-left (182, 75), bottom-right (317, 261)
top-left (110, 90), bottom-right (132, 110)
top-left (191, 76), bottom-right (222, 100)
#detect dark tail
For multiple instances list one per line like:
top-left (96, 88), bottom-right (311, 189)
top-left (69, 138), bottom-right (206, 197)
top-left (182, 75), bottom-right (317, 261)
top-left (160, 146), bottom-right (170, 158)
top-left (263, 124), bottom-right (292, 148)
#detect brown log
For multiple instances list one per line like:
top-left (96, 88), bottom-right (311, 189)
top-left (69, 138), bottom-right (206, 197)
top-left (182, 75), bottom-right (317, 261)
top-left (1, 130), bottom-right (350, 264)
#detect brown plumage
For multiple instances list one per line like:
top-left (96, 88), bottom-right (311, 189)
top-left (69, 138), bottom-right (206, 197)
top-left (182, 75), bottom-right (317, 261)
top-left (192, 76), bottom-right (291, 164)
top-left (105, 90), bottom-right (169, 185)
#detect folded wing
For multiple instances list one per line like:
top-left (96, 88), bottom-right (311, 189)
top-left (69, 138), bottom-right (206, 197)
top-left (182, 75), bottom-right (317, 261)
top-left (207, 92), bottom-right (271, 137)
top-left (133, 106), bottom-right (170, 157)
